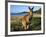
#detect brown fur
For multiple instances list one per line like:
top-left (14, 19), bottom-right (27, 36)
top-left (21, 7), bottom-right (34, 30)
top-left (21, 11), bottom-right (33, 30)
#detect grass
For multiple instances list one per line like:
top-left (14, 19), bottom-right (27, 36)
top-left (11, 17), bottom-right (41, 32)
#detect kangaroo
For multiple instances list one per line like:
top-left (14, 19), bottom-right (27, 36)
top-left (21, 6), bottom-right (34, 30)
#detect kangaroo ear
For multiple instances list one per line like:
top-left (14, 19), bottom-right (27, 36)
top-left (28, 6), bottom-right (32, 10)
top-left (32, 6), bottom-right (34, 10)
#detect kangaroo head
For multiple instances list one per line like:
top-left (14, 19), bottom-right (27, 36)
top-left (28, 6), bottom-right (34, 16)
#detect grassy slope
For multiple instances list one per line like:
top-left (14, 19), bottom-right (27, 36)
top-left (11, 16), bottom-right (41, 31)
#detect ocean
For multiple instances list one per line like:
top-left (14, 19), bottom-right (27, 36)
top-left (11, 12), bottom-right (28, 16)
